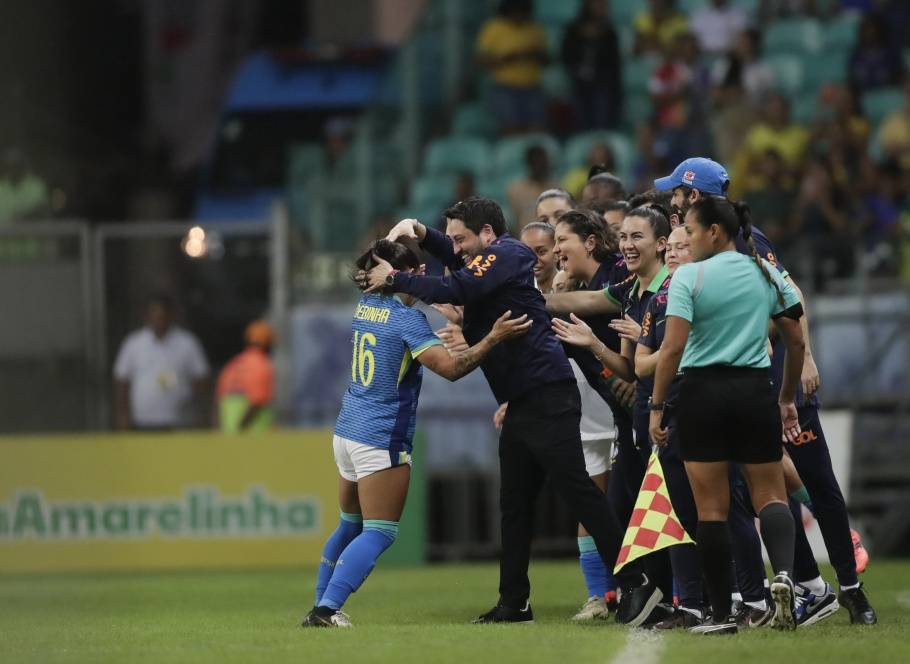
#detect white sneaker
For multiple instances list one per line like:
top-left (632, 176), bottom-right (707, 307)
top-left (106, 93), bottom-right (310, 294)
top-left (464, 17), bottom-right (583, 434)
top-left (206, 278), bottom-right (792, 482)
top-left (571, 595), bottom-right (609, 621)
top-left (330, 610), bottom-right (353, 628)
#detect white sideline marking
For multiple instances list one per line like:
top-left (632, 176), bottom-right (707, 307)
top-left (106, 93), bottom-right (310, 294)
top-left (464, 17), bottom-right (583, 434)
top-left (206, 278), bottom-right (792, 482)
top-left (610, 629), bottom-right (664, 664)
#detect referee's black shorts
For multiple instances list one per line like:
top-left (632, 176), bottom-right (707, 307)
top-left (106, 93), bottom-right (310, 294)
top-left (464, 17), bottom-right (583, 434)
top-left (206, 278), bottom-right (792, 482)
top-left (675, 365), bottom-right (782, 464)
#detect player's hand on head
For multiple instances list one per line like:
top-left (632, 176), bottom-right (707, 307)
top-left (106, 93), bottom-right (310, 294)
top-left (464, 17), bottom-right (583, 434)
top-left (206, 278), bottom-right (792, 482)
top-left (386, 219), bottom-right (419, 242)
top-left (551, 313), bottom-right (596, 348)
top-left (364, 253), bottom-right (394, 292)
top-left (490, 310), bottom-right (531, 342)
top-left (609, 314), bottom-right (642, 342)
top-left (432, 303), bottom-right (464, 326)
top-left (779, 401), bottom-right (801, 444)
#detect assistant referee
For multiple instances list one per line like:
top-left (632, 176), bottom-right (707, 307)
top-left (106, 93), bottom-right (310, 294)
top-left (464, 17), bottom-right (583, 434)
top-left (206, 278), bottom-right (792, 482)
top-left (648, 195), bottom-right (806, 635)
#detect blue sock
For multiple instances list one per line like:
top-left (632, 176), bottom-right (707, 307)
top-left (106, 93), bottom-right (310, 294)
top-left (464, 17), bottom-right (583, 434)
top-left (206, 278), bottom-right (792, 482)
top-left (315, 512), bottom-right (363, 604)
top-left (318, 519), bottom-right (398, 611)
top-left (578, 535), bottom-right (613, 598)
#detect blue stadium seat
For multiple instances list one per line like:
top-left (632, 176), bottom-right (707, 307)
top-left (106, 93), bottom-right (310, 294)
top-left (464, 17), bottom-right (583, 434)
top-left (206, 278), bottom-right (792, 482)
top-left (451, 102), bottom-right (498, 138)
top-left (764, 19), bottom-right (824, 56)
top-left (863, 87), bottom-right (905, 128)
top-left (493, 133), bottom-right (563, 177)
top-left (563, 131), bottom-right (636, 182)
top-left (424, 137), bottom-right (493, 177)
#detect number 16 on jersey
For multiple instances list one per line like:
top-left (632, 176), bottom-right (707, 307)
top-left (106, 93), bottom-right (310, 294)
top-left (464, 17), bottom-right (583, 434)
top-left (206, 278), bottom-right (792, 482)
top-left (351, 331), bottom-right (377, 386)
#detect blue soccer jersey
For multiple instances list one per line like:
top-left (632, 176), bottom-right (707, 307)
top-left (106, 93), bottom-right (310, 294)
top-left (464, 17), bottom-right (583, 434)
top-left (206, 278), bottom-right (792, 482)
top-left (334, 294), bottom-right (442, 454)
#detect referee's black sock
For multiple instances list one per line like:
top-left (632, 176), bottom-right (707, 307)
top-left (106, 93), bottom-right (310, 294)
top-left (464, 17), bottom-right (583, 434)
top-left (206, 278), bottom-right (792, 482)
top-left (758, 501), bottom-right (795, 577)
top-left (696, 520), bottom-right (733, 620)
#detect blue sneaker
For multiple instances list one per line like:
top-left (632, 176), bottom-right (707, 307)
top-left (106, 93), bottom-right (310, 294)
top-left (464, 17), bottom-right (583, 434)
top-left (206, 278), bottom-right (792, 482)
top-left (795, 582), bottom-right (840, 628)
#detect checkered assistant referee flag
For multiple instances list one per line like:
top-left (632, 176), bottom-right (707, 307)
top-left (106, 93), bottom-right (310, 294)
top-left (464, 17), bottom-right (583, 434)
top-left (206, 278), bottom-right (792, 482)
top-left (614, 452), bottom-right (693, 573)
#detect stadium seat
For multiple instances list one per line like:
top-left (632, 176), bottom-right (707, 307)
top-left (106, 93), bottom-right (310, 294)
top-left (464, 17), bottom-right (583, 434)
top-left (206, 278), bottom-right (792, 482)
top-left (451, 102), bottom-right (498, 138)
top-left (563, 131), bottom-right (636, 183)
top-left (803, 53), bottom-right (848, 91)
top-left (679, 0), bottom-right (707, 13)
top-left (535, 0), bottom-right (581, 25)
top-left (545, 24), bottom-right (563, 58)
top-left (764, 54), bottom-right (805, 97)
top-left (610, 0), bottom-right (643, 26)
top-left (493, 133), bottom-right (562, 177)
top-left (764, 19), bottom-right (824, 56)
top-left (410, 174), bottom-right (457, 209)
top-left (623, 56), bottom-right (660, 96)
top-left (424, 137), bottom-right (493, 177)
top-left (287, 144), bottom-right (325, 186)
top-left (825, 13), bottom-right (859, 51)
top-left (791, 94), bottom-right (819, 125)
top-left (477, 175), bottom-right (512, 205)
top-left (622, 93), bottom-right (652, 130)
top-left (542, 65), bottom-right (572, 99)
top-left (863, 87), bottom-right (905, 128)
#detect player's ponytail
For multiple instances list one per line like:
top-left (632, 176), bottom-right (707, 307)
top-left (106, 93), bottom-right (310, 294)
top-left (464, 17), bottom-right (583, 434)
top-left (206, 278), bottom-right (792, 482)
top-left (733, 200), bottom-right (784, 306)
top-left (353, 238), bottom-right (421, 293)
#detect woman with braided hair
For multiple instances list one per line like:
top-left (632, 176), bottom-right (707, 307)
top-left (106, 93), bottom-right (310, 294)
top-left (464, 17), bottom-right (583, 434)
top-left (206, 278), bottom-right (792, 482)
top-left (648, 195), bottom-right (806, 635)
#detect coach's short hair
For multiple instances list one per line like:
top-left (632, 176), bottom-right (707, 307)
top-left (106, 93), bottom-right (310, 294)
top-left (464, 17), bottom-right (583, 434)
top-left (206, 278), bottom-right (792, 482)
top-left (443, 196), bottom-right (506, 237)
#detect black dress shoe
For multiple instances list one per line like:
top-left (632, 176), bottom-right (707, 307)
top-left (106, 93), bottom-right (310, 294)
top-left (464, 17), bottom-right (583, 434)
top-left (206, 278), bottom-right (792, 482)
top-left (838, 584), bottom-right (877, 625)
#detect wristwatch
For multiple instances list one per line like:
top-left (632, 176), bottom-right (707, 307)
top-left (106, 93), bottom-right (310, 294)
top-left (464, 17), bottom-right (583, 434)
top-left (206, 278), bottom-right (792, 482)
top-left (384, 269), bottom-right (398, 286)
top-left (647, 397), bottom-right (664, 411)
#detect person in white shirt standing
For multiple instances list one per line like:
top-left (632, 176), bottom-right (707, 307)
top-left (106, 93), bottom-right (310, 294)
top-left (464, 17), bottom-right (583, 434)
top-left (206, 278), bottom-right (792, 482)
top-left (113, 294), bottom-right (210, 430)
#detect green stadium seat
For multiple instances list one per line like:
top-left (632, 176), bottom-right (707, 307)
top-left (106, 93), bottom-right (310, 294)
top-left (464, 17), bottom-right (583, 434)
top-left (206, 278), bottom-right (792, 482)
top-left (410, 174), bottom-right (456, 209)
top-left (764, 19), bottom-right (824, 56)
top-left (424, 137), bottom-right (493, 177)
top-left (493, 133), bottom-right (562, 177)
top-left (623, 56), bottom-right (660, 96)
top-left (287, 144), bottom-right (325, 185)
top-left (863, 87), bottom-right (905, 128)
top-left (477, 175), bottom-right (512, 205)
top-left (563, 131), bottom-right (636, 182)
top-left (542, 65), bottom-right (572, 99)
top-left (765, 54), bottom-right (805, 97)
top-left (545, 24), bottom-right (563, 58)
top-left (610, 0), bottom-right (643, 26)
top-left (680, 0), bottom-right (707, 13)
top-left (825, 14), bottom-right (859, 51)
top-left (451, 102), bottom-right (498, 138)
top-left (791, 94), bottom-right (819, 125)
top-left (803, 52), bottom-right (848, 91)
top-left (622, 93), bottom-right (653, 130)
top-left (535, 0), bottom-right (581, 25)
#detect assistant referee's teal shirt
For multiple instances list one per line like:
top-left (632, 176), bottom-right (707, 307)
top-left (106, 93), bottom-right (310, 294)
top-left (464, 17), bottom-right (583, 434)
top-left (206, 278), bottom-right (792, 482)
top-left (666, 251), bottom-right (800, 369)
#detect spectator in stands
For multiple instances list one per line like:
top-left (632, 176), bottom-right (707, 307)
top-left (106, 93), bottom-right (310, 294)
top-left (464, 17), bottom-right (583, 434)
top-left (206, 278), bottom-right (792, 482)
top-left (216, 320), bottom-right (275, 433)
top-left (711, 29), bottom-right (776, 103)
top-left (741, 149), bottom-right (797, 246)
top-left (730, 94), bottom-right (809, 198)
top-left (0, 149), bottom-right (49, 225)
top-left (535, 188), bottom-right (575, 226)
top-left (876, 76), bottom-right (910, 171)
top-left (476, 0), bottom-right (549, 134)
top-left (507, 145), bottom-right (560, 230)
top-left (561, 0), bottom-right (623, 130)
top-left (848, 13), bottom-right (904, 92)
top-left (859, 159), bottom-right (904, 275)
top-left (633, 0), bottom-right (688, 56)
top-left (790, 155), bottom-right (855, 287)
top-left (113, 294), bottom-right (210, 431)
top-left (563, 142), bottom-right (616, 198)
top-left (690, 0), bottom-right (751, 55)
top-left (581, 172), bottom-right (625, 208)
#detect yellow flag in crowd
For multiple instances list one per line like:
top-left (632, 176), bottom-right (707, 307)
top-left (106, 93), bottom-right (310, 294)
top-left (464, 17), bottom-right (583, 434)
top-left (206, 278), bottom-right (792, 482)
top-left (614, 452), bottom-right (694, 573)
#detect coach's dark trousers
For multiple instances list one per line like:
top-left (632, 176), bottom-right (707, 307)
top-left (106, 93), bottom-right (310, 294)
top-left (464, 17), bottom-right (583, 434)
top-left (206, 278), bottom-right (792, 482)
top-left (498, 380), bottom-right (625, 608)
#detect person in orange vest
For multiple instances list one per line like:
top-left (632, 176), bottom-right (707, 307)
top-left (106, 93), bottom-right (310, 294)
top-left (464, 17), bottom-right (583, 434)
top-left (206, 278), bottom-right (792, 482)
top-left (216, 320), bottom-right (275, 433)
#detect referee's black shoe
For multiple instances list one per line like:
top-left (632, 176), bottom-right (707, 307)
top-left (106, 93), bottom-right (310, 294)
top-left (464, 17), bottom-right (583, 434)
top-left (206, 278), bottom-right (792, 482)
top-left (838, 584), bottom-right (877, 625)
top-left (615, 573), bottom-right (663, 627)
top-left (472, 601), bottom-right (534, 624)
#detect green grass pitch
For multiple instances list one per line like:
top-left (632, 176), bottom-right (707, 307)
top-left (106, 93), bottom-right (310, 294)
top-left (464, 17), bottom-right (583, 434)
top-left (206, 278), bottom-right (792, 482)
top-left (1, 560), bottom-right (908, 663)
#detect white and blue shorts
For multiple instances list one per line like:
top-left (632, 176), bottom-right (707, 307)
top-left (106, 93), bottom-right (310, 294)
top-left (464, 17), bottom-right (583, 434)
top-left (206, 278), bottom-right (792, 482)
top-left (333, 435), bottom-right (412, 482)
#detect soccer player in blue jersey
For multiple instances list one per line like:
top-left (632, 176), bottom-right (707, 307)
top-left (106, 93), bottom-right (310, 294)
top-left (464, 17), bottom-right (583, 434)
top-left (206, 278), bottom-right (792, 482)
top-left (302, 238), bottom-right (530, 628)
